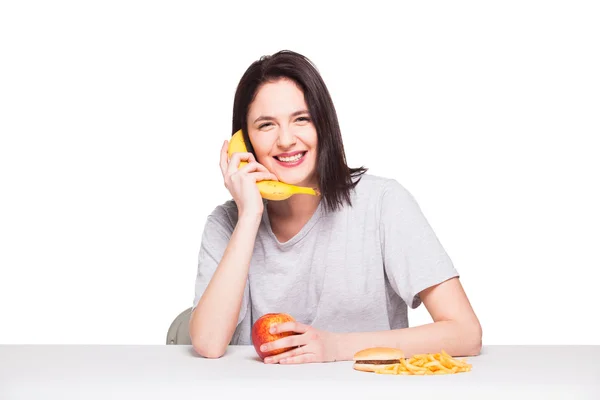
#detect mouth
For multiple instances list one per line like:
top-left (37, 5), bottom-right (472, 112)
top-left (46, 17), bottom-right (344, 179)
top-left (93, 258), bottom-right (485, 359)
top-left (273, 151), bottom-right (307, 167)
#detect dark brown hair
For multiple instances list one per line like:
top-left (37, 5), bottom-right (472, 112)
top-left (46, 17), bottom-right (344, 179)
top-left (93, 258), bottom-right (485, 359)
top-left (231, 50), bottom-right (367, 213)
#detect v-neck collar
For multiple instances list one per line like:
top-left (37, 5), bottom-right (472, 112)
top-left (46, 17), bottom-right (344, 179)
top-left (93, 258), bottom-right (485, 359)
top-left (262, 199), bottom-right (324, 250)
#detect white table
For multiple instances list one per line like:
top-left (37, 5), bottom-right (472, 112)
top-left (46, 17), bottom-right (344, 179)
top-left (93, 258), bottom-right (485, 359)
top-left (1, 345), bottom-right (598, 399)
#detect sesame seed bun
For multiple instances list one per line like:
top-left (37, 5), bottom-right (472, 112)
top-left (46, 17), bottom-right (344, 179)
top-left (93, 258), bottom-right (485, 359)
top-left (352, 347), bottom-right (405, 373)
top-left (353, 347), bottom-right (405, 361)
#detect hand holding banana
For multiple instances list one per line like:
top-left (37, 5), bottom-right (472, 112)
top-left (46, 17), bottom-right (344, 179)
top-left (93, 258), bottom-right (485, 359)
top-left (225, 130), bottom-right (320, 201)
top-left (220, 140), bottom-right (275, 218)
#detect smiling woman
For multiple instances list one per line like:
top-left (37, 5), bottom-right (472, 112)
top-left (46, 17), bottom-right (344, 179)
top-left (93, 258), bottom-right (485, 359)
top-left (189, 50), bottom-right (482, 364)
top-left (246, 81), bottom-right (318, 188)
top-left (231, 50), bottom-right (367, 213)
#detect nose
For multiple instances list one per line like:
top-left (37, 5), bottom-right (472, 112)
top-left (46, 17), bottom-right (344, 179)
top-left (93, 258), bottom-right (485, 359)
top-left (276, 126), bottom-right (297, 148)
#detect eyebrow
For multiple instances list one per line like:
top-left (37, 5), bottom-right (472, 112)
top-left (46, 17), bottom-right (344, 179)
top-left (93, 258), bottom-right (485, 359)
top-left (253, 110), bottom-right (309, 124)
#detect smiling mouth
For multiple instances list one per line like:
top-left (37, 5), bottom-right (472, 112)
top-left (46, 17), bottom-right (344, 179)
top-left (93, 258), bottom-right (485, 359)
top-left (274, 152), bottom-right (307, 163)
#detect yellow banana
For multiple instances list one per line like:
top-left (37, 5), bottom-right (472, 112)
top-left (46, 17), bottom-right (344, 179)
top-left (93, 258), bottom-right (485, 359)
top-left (227, 129), bottom-right (320, 201)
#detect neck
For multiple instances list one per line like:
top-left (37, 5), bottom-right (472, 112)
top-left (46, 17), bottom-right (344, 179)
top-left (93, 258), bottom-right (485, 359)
top-left (267, 194), bottom-right (321, 221)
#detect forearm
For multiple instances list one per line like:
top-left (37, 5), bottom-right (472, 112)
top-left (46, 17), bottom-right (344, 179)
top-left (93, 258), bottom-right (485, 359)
top-left (190, 215), bottom-right (261, 357)
top-left (335, 319), bottom-right (482, 361)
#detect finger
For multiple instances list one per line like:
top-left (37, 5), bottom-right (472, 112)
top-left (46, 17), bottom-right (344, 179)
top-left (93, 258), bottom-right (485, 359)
top-left (250, 164), bottom-right (278, 182)
top-left (264, 346), bottom-right (306, 364)
top-left (229, 156), bottom-right (278, 181)
top-left (250, 171), bottom-right (278, 183)
top-left (228, 150), bottom-right (255, 163)
top-left (252, 163), bottom-right (278, 181)
top-left (236, 164), bottom-right (277, 183)
top-left (279, 353), bottom-right (316, 365)
top-left (227, 152), bottom-right (256, 175)
top-left (237, 160), bottom-right (272, 175)
top-left (270, 321), bottom-right (311, 335)
top-left (260, 334), bottom-right (305, 355)
top-left (220, 141), bottom-right (228, 177)
top-left (237, 161), bottom-right (264, 174)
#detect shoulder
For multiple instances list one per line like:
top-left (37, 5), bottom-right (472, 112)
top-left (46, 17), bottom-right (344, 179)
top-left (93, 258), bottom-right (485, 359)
top-left (205, 199), bottom-right (241, 233)
top-left (343, 174), bottom-right (420, 224)
top-left (350, 173), bottom-right (413, 206)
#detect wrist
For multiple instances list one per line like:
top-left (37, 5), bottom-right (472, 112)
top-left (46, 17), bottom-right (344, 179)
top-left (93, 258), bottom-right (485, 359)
top-left (333, 332), bottom-right (347, 361)
top-left (237, 212), bottom-right (262, 227)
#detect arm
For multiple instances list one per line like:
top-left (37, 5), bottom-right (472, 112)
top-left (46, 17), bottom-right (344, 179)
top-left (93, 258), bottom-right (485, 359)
top-left (334, 277), bottom-right (482, 360)
top-left (190, 143), bottom-right (278, 358)
top-left (259, 277), bottom-right (482, 364)
top-left (189, 214), bottom-right (261, 358)
top-left (255, 179), bottom-right (482, 364)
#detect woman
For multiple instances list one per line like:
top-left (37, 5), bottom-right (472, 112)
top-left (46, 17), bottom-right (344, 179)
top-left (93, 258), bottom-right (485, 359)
top-left (190, 50), bottom-right (482, 364)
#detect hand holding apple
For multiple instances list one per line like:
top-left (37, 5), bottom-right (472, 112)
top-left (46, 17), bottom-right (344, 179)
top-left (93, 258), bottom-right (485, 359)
top-left (252, 313), bottom-right (340, 364)
top-left (251, 313), bottom-right (300, 359)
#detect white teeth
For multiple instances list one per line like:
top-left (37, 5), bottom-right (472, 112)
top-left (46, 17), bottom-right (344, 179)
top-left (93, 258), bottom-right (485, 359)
top-left (277, 152), bottom-right (304, 162)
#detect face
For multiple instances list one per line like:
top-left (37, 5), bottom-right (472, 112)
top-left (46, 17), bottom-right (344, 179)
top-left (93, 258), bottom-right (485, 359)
top-left (247, 78), bottom-right (318, 188)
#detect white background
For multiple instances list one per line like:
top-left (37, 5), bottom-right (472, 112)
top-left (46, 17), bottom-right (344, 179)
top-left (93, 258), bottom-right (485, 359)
top-left (1, 0), bottom-right (598, 345)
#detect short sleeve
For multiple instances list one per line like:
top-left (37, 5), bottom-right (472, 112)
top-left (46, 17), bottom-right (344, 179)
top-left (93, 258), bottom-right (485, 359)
top-left (192, 207), bottom-right (249, 327)
top-left (380, 179), bottom-right (459, 309)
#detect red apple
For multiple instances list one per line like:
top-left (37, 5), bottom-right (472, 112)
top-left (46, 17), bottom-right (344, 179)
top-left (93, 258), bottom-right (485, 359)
top-left (251, 313), bottom-right (299, 359)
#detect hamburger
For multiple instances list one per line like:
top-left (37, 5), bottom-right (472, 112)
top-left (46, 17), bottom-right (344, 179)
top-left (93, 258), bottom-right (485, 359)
top-left (353, 347), bottom-right (405, 372)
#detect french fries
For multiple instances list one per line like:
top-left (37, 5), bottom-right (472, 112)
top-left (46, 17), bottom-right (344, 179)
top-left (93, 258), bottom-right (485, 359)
top-left (375, 350), bottom-right (472, 376)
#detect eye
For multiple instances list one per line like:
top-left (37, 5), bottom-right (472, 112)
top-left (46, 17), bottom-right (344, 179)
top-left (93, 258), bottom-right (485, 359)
top-left (296, 116), bottom-right (311, 123)
top-left (258, 122), bottom-right (273, 129)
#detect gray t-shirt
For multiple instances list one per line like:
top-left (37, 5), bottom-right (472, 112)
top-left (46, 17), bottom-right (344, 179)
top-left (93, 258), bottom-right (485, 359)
top-left (192, 174), bottom-right (459, 345)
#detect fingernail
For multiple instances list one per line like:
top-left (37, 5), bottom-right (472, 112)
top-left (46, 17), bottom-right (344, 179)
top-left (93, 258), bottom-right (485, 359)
top-left (280, 358), bottom-right (287, 364)
top-left (270, 326), bottom-right (276, 333)
top-left (265, 357), bottom-right (271, 363)
top-left (260, 345), bottom-right (266, 351)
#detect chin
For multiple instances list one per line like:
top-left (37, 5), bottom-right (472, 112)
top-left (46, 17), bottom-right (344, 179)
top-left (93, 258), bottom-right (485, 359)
top-left (269, 164), bottom-right (313, 185)
top-left (277, 172), bottom-right (315, 187)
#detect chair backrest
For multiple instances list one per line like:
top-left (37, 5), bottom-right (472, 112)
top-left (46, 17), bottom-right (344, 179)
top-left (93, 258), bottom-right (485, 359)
top-left (166, 307), bottom-right (193, 345)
